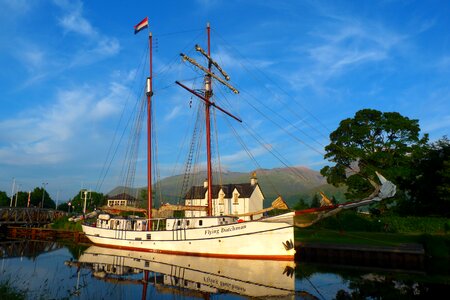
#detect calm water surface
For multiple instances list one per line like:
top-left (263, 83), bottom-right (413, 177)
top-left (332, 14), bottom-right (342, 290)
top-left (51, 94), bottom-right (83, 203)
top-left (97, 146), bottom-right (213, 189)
top-left (1, 240), bottom-right (449, 299)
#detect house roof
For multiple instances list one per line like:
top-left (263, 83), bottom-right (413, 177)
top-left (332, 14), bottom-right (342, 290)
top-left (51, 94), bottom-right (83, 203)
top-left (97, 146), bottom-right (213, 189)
top-left (108, 193), bottom-right (137, 201)
top-left (184, 183), bottom-right (257, 199)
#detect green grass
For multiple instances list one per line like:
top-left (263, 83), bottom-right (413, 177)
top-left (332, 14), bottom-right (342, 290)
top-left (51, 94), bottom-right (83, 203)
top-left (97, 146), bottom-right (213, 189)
top-left (295, 228), bottom-right (450, 260)
top-left (296, 228), bottom-right (422, 246)
top-left (49, 216), bottom-right (82, 231)
top-left (0, 280), bottom-right (26, 300)
top-left (295, 210), bottom-right (450, 258)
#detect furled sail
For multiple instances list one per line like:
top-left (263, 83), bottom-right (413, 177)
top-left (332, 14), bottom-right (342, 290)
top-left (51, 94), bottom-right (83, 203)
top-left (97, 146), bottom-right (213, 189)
top-left (225, 196), bottom-right (289, 218)
top-left (293, 172), bottom-right (396, 228)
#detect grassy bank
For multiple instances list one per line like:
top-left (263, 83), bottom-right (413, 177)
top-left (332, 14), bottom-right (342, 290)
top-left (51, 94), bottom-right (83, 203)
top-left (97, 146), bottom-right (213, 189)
top-left (296, 211), bottom-right (450, 260)
top-left (0, 279), bottom-right (25, 300)
top-left (49, 216), bottom-right (82, 231)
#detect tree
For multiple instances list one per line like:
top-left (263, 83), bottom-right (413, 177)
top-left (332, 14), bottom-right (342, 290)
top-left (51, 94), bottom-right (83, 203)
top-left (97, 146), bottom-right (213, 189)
top-left (14, 191), bottom-right (29, 207)
top-left (396, 137), bottom-right (450, 216)
top-left (310, 194), bottom-right (320, 208)
top-left (69, 190), bottom-right (107, 213)
top-left (57, 202), bottom-right (70, 212)
top-left (29, 187), bottom-right (54, 208)
top-left (321, 109), bottom-right (428, 201)
top-left (0, 191), bottom-right (10, 206)
top-left (293, 197), bottom-right (309, 210)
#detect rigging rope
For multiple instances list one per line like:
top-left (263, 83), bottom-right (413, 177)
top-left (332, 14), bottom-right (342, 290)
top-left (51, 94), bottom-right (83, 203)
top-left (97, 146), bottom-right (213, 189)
top-left (211, 29), bottom-right (378, 180)
top-left (95, 44), bottom-right (149, 192)
top-left (212, 106), bottom-right (224, 187)
top-left (118, 93), bottom-right (146, 198)
top-left (179, 101), bottom-right (203, 201)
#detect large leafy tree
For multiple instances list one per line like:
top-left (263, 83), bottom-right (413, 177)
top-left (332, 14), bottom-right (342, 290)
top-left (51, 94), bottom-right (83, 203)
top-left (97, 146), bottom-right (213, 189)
top-left (320, 109), bottom-right (428, 201)
top-left (29, 187), bottom-right (55, 208)
top-left (0, 191), bottom-right (10, 206)
top-left (396, 137), bottom-right (450, 216)
top-left (69, 190), bottom-right (107, 213)
top-left (0, 188), bottom-right (54, 208)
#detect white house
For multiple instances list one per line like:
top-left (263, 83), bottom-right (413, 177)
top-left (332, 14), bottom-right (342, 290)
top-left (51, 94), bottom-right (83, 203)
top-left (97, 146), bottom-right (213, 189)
top-left (184, 173), bottom-right (265, 221)
top-left (107, 193), bottom-right (137, 207)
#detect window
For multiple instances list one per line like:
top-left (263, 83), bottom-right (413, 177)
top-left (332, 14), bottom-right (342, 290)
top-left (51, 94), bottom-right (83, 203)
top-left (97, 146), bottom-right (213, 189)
top-left (177, 220), bottom-right (181, 226)
top-left (199, 220), bottom-right (203, 226)
top-left (233, 193), bottom-right (239, 204)
top-left (147, 234), bottom-right (151, 240)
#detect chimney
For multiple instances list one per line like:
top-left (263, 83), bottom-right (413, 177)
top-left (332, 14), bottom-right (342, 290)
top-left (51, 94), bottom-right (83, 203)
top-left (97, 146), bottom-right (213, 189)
top-left (203, 179), bottom-right (208, 188)
top-left (250, 171), bottom-right (257, 186)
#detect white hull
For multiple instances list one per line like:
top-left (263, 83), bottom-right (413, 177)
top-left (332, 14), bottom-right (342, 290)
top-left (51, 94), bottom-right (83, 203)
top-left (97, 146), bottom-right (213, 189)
top-left (82, 214), bottom-right (295, 260)
top-left (76, 245), bottom-right (296, 298)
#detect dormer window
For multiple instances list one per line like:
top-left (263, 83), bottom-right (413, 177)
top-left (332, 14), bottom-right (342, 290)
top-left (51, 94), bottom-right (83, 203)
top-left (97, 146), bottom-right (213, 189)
top-left (233, 193), bottom-right (239, 204)
top-left (219, 191), bottom-right (225, 205)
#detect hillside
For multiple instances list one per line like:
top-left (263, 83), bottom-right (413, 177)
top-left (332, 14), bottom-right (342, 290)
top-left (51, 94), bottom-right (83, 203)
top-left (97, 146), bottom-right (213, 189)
top-left (107, 166), bottom-right (345, 208)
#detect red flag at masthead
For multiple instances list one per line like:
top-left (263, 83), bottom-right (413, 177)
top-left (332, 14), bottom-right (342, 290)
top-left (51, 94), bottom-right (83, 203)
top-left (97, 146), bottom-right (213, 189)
top-left (134, 17), bottom-right (149, 34)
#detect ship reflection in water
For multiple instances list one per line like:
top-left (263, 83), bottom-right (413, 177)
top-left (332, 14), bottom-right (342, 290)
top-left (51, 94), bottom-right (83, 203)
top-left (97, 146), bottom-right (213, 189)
top-left (66, 245), bottom-right (296, 299)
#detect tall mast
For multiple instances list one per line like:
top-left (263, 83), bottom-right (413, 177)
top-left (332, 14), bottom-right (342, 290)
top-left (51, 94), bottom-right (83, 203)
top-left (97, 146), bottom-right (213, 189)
top-left (205, 23), bottom-right (213, 216)
top-left (146, 31), bottom-right (153, 225)
top-left (175, 23), bottom-right (241, 217)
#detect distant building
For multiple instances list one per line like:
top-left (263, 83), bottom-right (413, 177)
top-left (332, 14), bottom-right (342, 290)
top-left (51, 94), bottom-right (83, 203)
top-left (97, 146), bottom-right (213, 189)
top-left (184, 173), bottom-right (264, 220)
top-left (107, 193), bottom-right (137, 207)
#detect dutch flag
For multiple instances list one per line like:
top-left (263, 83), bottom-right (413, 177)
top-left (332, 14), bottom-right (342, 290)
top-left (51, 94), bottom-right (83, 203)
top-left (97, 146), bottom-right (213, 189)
top-left (134, 17), bottom-right (149, 34)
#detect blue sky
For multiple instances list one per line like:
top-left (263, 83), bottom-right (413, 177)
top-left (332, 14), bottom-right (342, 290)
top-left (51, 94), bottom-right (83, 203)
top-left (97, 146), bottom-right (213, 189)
top-left (0, 0), bottom-right (449, 201)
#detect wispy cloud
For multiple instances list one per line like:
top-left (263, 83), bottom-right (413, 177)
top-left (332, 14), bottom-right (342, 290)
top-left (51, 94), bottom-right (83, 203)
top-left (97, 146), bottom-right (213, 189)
top-left (422, 115), bottom-right (450, 134)
top-left (55, 0), bottom-right (97, 37)
top-left (164, 105), bottom-right (183, 121)
top-left (306, 21), bottom-right (403, 79)
top-left (53, 0), bottom-right (120, 67)
top-left (6, 0), bottom-right (115, 88)
top-left (0, 81), bottom-right (130, 166)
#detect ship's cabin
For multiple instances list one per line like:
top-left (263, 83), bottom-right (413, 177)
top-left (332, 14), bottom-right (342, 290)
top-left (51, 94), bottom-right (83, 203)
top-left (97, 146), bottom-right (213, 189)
top-left (96, 214), bottom-right (239, 231)
top-left (96, 214), bottom-right (147, 231)
top-left (165, 216), bottom-right (238, 230)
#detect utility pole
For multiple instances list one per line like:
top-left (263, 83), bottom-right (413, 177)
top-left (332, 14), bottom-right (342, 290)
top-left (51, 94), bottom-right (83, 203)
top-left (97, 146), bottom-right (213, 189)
top-left (81, 189), bottom-right (91, 216)
top-left (56, 190), bottom-right (60, 210)
top-left (10, 178), bottom-right (15, 207)
top-left (41, 182), bottom-right (48, 208)
top-left (14, 184), bottom-right (21, 207)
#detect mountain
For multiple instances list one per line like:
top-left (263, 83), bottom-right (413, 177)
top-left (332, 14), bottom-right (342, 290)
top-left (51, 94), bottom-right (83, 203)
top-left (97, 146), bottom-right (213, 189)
top-left (107, 166), bottom-right (345, 208)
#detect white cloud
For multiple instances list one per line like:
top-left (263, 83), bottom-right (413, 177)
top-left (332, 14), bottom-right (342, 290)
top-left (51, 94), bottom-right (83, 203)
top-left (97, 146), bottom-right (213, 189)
top-left (0, 81), bottom-right (129, 166)
top-left (307, 22), bottom-right (400, 77)
top-left (422, 115), bottom-right (450, 135)
top-left (57, 3), bottom-right (97, 37)
top-left (90, 83), bottom-right (126, 119)
top-left (164, 105), bottom-right (183, 121)
top-left (53, 0), bottom-right (120, 67)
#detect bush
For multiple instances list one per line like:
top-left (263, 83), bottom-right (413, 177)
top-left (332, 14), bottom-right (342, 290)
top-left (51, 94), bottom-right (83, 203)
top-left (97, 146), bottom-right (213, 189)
top-left (0, 279), bottom-right (26, 300)
top-left (379, 216), bottom-right (450, 234)
top-left (310, 210), bottom-right (384, 232)
top-left (50, 216), bottom-right (82, 231)
top-left (310, 210), bottom-right (450, 234)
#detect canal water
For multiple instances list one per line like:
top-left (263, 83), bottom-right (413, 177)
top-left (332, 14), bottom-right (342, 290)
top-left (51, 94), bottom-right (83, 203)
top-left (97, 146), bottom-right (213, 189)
top-left (0, 240), bottom-right (449, 299)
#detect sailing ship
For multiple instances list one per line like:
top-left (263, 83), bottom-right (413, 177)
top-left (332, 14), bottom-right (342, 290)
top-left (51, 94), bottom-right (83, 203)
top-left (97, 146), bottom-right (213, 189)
top-left (81, 20), bottom-right (396, 260)
top-left (66, 245), bottom-right (296, 298)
